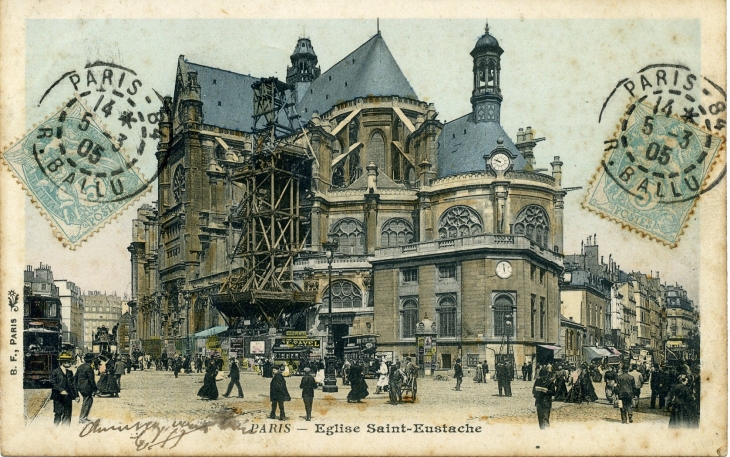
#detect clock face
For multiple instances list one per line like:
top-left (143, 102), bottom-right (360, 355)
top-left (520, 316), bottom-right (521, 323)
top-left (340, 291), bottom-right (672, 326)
top-left (490, 152), bottom-right (511, 172)
top-left (496, 261), bottom-right (512, 279)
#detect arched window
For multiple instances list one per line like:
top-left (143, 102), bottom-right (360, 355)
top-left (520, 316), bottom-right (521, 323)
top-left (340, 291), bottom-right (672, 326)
top-left (487, 60), bottom-right (496, 87)
top-left (332, 139), bottom-right (342, 157)
top-left (401, 299), bottom-right (419, 339)
top-left (329, 218), bottom-right (365, 254)
top-left (438, 206), bottom-right (483, 239)
top-left (348, 150), bottom-right (362, 184)
top-left (322, 280), bottom-right (362, 309)
top-left (493, 294), bottom-right (515, 337)
top-left (405, 165), bottom-right (416, 184)
top-left (477, 60), bottom-right (487, 87)
top-left (348, 118), bottom-right (359, 148)
top-left (438, 296), bottom-right (457, 338)
top-left (332, 165), bottom-right (345, 188)
top-left (172, 165), bottom-right (185, 204)
top-left (513, 205), bottom-right (551, 249)
top-left (391, 146), bottom-right (401, 181)
top-left (380, 218), bottom-right (414, 247)
top-left (368, 131), bottom-right (386, 171)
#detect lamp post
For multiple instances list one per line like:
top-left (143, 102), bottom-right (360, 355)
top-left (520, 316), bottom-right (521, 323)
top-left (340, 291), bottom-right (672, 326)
top-left (322, 239), bottom-right (339, 393)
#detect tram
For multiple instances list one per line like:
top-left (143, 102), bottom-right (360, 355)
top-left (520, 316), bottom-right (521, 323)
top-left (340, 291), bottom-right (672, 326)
top-left (23, 295), bottom-right (63, 388)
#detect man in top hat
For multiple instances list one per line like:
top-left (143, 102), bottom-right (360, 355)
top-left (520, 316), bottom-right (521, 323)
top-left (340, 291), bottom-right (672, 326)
top-left (454, 358), bottom-right (464, 391)
top-left (75, 353), bottom-right (98, 424)
top-left (299, 367), bottom-right (317, 421)
top-left (223, 358), bottom-right (244, 398)
top-left (50, 352), bottom-right (79, 426)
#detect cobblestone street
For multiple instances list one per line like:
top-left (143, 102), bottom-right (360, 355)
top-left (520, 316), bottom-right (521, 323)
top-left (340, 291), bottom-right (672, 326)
top-left (25, 368), bottom-right (672, 429)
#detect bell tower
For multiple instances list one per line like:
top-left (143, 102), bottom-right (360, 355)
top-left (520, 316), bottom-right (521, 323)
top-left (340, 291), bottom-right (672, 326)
top-left (286, 37), bottom-right (321, 102)
top-left (470, 22), bottom-right (504, 123)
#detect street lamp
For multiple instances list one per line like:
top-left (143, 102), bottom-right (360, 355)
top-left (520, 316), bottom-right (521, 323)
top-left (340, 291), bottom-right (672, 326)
top-left (322, 239), bottom-right (339, 393)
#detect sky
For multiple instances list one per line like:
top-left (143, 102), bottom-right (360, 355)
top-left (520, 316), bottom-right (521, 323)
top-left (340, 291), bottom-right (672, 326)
top-left (22, 18), bottom-right (704, 303)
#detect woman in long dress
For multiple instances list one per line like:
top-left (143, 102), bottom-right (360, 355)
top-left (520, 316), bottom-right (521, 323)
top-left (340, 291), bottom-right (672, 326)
top-left (375, 361), bottom-right (389, 394)
top-left (474, 361), bottom-right (484, 383)
top-left (96, 355), bottom-right (120, 397)
top-left (346, 362), bottom-right (369, 403)
top-left (197, 360), bottom-right (219, 400)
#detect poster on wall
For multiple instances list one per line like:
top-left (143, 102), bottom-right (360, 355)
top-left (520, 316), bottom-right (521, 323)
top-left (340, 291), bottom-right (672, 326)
top-left (250, 340), bottom-right (266, 355)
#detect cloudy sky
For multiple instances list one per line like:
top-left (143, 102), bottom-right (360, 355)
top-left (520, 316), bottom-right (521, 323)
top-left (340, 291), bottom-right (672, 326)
top-left (21, 17), bottom-right (706, 303)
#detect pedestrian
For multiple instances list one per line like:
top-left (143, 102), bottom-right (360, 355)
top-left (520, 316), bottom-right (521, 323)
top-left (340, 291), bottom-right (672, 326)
top-left (533, 367), bottom-right (556, 429)
top-left (269, 365), bottom-right (291, 420)
top-left (375, 359), bottom-right (389, 394)
top-left (222, 358), bottom-right (244, 398)
top-left (580, 364), bottom-right (598, 402)
top-left (173, 356), bottom-right (182, 378)
top-left (388, 362), bottom-right (403, 404)
top-left (617, 366), bottom-right (635, 423)
top-left (526, 361), bottom-right (533, 381)
top-left (299, 367), bottom-right (317, 421)
top-left (75, 353), bottom-right (98, 424)
top-left (114, 355), bottom-right (126, 391)
top-left (522, 363), bottom-right (528, 381)
top-left (650, 364), bottom-right (666, 409)
top-left (50, 352), bottom-right (79, 426)
top-left (195, 355), bottom-right (203, 373)
top-left (629, 364), bottom-right (643, 407)
top-left (497, 362), bottom-right (511, 396)
top-left (482, 361), bottom-right (489, 382)
top-left (97, 355), bottom-right (120, 397)
top-left (346, 361), bottom-right (369, 403)
top-left (198, 359), bottom-right (219, 400)
top-left (454, 358), bottom-right (463, 391)
top-left (474, 361), bottom-right (483, 383)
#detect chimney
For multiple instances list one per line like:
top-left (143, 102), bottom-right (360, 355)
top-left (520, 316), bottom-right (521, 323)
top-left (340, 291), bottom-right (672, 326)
top-left (516, 126), bottom-right (536, 170)
top-left (551, 156), bottom-right (563, 186)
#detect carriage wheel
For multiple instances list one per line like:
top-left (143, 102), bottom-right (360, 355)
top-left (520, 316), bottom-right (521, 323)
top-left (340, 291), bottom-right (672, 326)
top-left (411, 379), bottom-right (418, 402)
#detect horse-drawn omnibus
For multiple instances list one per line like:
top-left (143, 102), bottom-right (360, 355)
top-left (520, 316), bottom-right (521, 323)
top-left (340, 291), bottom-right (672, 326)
top-left (23, 295), bottom-right (63, 388)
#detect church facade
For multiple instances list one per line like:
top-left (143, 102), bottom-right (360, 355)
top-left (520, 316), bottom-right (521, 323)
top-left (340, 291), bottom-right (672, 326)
top-left (129, 25), bottom-right (566, 369)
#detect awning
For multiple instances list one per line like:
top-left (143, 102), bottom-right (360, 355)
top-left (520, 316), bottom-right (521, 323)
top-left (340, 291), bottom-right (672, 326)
top-left (193, 325), bottom-right (228, 339)
top-left (538, 344), bottom-right (562, 352)
top-left (583, 346), bottom-right (613, 360)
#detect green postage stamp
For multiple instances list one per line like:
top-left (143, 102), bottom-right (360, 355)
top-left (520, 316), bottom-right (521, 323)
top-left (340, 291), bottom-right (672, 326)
top-left (585, 100), bottom-right (724, 246)
top-left (1, 97), bottom-right (147, 249)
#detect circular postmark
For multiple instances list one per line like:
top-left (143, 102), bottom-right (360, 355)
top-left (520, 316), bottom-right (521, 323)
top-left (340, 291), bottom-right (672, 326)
top-left (585, 64), bottom-right (726, 246)
top-left (36, 61), bottom-right (170, 203)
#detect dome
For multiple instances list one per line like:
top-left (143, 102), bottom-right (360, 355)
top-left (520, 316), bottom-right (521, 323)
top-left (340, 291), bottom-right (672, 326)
top-left (475, 33), bottom-right (499, 49)
top-left (471, 23), bottom-right (503, 55)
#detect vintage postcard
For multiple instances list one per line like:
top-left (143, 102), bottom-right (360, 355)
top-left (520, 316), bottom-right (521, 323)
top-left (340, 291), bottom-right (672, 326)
top-left (0, 1), bottom-right (726, 455)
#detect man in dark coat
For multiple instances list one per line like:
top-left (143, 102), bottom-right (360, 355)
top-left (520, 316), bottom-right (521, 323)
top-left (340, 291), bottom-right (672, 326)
top-left (454, 358), bottom-right (463, 391)
top-left (617, 366), bottom-right (635, 423)
top-left (114, 355), bottom-right (126, 390)
top-left (650, 364), bottom-right (666, 409)
top-left (50, 352), bottom-right (79, 426)
top-left (299, 367), bottom-right (317, 421)
top-left (533, 367), bottom-right (556, 429)
top-left (223, 358), bottom-right (244, 398)
top-left (269, 365), bottom-right (291, 420)
top-left (497, 363), bottom-right (512, 396)
top-left (75, 353), bottom-right (98, 424)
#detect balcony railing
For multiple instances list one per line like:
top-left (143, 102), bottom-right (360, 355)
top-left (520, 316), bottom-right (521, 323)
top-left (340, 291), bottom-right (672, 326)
top-left (375, 233), bottom-right (563, 265)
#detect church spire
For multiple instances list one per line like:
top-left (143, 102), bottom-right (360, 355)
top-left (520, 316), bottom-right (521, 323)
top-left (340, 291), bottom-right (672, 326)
top-left (470, 22), bottom-right (504, 123)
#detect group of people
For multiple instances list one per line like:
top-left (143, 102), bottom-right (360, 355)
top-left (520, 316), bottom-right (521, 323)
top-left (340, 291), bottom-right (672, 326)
top-left (551, 363), bottom-right (598, 404)
top-left (529, 359), bottom-right (701, 429)
top-left (452, 359), bottom-right (514, 396)
top-left (50, 352), bottom-right (98, 425)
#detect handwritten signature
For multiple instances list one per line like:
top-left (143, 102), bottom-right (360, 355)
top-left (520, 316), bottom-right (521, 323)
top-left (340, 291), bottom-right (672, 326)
top-left (79, 409), bottom-right (269, 451)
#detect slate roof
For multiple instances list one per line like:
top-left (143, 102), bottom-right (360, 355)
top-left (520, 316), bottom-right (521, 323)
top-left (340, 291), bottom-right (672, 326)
top-left (186, 62), bottom-right (259, 132)
top-left (184, 33), bottom-right (417, 132)
top-left (437, 114), bottom-right (526, 178)
top-left (296, 33), bottom-right (417, 122)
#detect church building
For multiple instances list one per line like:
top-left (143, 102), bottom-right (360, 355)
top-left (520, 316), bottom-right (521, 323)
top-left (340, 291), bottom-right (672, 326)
top-left (129, 24), bottom-right (566, 371)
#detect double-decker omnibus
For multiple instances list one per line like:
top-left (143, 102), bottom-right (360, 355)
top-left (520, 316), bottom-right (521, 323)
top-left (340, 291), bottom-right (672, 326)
top-left (24, 295), bottom-right (63, 388)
